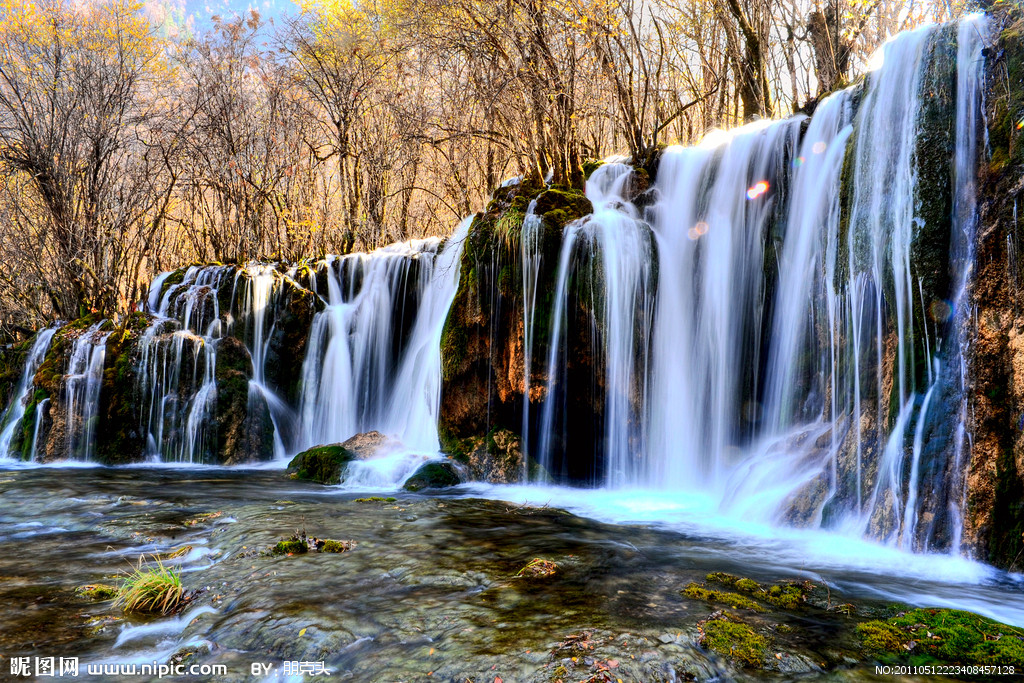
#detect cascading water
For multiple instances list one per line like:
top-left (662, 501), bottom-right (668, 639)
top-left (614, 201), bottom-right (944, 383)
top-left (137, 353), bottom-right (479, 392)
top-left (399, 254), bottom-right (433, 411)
top-left (0, 327), bottom-right (57, 459)
top-left (298, 220), bottom-right (469, 455)
top-left (537, 164), bottom-right (656, 484)
top-left (522, 15), bottom-right (990, 553)
top-left (65, 323), bottom-right (112, 462)
top-left (138, 266), bottom-right (231, 462)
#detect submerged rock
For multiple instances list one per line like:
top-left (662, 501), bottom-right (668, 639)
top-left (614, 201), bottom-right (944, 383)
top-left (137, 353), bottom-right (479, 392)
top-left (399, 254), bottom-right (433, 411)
top-left (287, 444), bottom-right (357, 485)
top-left (403, 461), bottom-right (462, 491)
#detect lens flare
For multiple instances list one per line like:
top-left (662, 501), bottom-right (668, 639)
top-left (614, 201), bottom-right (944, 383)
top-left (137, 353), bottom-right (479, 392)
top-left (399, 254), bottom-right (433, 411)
top-left (812, 141), bottom-right (827, 154)
top-left (929, 299), bottom-right (952, 323)
top-left (793, 156), bottom-right (805, 168)
top-left (1017, 118), bottom-right (1024, 130)
top-left (687, 221), bottom-right (709, 240)
top-left (746, 181), bottom-right (769, 200)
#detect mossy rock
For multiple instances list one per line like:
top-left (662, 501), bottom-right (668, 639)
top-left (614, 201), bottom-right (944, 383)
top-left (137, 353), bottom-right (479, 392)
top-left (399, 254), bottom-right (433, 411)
top-left (75, 584), bottom-right (118, 601)
top-left (700, 619), bottom-right (768, 668)
top-left (703, 572), bottom-right (809, 610)
top-left (403, 461), bottom-right (462, 492)
top-left (683, 582), bottom-right (766, 612)
top-left (857, 608), bottom-right (1024, 666)
top-left (319, 539), bottom-right (354, 553)
top-left (271, 538), bottom-right (308, 555)
top-left (286, 444), bottom-right (357, 485)
top-left (533, 188), bottom-right (593, 229)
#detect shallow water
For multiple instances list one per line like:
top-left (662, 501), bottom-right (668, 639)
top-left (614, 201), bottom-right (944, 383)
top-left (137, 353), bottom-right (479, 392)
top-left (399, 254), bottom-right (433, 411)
top-left (0, 467), bottom-right (1019, 681)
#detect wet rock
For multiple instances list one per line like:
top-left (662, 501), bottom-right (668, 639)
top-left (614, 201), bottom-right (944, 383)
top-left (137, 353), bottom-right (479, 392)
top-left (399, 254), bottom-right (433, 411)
top-left (403, 461), bottom-right (462, 491)
top-left (339, 430), bottom-right (396, 459)
top-left (286, 444), bottom-right (357, 484)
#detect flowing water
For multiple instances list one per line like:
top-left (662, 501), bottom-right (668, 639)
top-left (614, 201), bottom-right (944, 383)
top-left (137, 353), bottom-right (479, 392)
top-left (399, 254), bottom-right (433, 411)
top-left (1, 466), bottom-right (1022, 682)
top-left (0, 327), bottom-right (56, 459)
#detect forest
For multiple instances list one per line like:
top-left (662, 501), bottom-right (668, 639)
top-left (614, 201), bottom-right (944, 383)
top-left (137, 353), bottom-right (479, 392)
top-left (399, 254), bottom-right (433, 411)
top-left (0, 0), bottom-right (970, 336)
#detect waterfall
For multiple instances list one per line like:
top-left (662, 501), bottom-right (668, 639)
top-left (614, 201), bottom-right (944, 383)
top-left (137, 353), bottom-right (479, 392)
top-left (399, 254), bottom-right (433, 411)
top-left (524, 15), bottom-right (989, 552)
top-left (138, 266), bottom-right (231, 462)
top-left (65, 323), bottom-right (111, 462)
top-left (520, 200), bottom-right (543, 479)
top-left (646, 119), bottom-right (803, 488)
top-left (0, 327), bottom-right (57, 459)
top-left (298, 219), bottom-right (469, 453)
top-left (537, 164), bottom-right (656, 484)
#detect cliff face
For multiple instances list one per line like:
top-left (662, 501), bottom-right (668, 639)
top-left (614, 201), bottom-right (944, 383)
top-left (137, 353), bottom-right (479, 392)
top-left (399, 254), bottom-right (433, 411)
top-left (438, 181), bottom-right (595, 482)
top-left (15, 266), bottom-right (324, 466)
top-left (965, 6), bottom-right (1024, 569)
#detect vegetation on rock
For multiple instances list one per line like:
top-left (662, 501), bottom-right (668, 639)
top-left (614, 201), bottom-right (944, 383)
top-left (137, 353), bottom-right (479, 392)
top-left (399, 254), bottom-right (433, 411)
top-left (403, 461), bottom-right (462, 491)
top-left (699, 618), bottom-right (769, 668)
top-left (286, 444), bottom-right (357, 485)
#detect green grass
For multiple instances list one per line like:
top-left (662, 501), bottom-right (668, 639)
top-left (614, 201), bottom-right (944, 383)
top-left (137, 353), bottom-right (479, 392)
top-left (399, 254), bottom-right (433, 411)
top-left (115, 557), bottom-right (184, 614)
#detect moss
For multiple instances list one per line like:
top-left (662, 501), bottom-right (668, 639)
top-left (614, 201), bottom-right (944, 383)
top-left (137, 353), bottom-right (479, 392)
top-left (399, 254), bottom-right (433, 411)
top-left (700, 619), bottom-right (768, 668)
top-left (75, 584), bottom-right (118, 601)
top-left (682, 582), bottom-right (766, 612)
top-left (354, 496), bottom-right (396, 503)
top-left (857, 609), bottom-right (1024, 667)
top-left (403, 461), bottom-right (462, 491)
top-left (159, 267), bottom-right (188, 301)
top-left (764, 583), bottom-right (806, 609)
top-left (286, 444), bottom-right (356, 485)
top-left (533, 188), bottom-right (593, 228)
top-left (320, 539), bottom-right (354, 553)
top-left (704, 573), bottom-right (807, 609)
top-left (706, 572), bottom-right (741, 586)
top-left (857, 620), bottom-right (906, 653)
top-left (271, 538), bottom-right (308, 555)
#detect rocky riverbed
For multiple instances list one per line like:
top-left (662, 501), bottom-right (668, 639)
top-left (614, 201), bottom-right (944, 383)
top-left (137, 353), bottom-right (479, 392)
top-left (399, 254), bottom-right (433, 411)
top-left (1, 466), bottom-right (1023, 682)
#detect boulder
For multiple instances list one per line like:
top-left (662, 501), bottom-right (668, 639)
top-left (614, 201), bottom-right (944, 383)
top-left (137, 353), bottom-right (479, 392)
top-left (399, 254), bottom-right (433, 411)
top-left (403, 461), bottom-right (462, 492)
top-left (287, 444), bottom-right (357, 485)
top-left (339, 430), bottom-right (397, 459)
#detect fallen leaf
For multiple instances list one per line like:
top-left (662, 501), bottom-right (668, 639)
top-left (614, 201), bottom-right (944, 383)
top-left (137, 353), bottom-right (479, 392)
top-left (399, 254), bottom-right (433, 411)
top-left (298, 628), bottom-right (306, 636)
top-left (608, 659), bottom-right (619, 668)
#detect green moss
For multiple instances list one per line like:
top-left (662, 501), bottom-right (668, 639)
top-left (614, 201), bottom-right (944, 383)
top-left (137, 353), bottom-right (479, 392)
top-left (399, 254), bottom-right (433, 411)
top-left (857, 620), bottom-right (906, 653)
top-left (857, 609), bottom-right (1024, 667)
top-left (403, 461), bottom-right (462, 491)
top-left (704, 573), bottom-right (807, 609)
top-left (271, 539), bottom-right (308, 555)
top-left (701, 619), bottom-right (768, 668)
top-left (682, 582), bottom-right (766, 612)
top-left (582, 159), bottom-right (604, 180)
top-left (286, 444), bottom-right (356, 485)
top-left (75, 584), bottom-right (118, 601)
top-left (354, 497), bottom-right (396, 503)
top-left (764, 583), bottom-right (806, 609)
top-left (320, 539), bottom-right (353, 553)
top-left (706, 572), bottom-right (741, 586)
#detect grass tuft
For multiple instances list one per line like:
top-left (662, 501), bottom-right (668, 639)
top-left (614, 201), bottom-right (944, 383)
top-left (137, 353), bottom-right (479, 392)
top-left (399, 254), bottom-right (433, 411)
top-left (115, 556), bottom-right (184, 615)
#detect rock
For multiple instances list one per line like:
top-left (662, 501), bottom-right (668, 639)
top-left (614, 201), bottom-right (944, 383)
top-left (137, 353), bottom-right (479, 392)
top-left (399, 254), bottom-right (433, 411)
top-left (286, 444), bottom-right (357, 485)
top-left (468, 429), bottom-right (523, 483)
top-left (403, 461), bottom-right (462, 491)
top-left (339, 430), bottom-right (396, 459)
